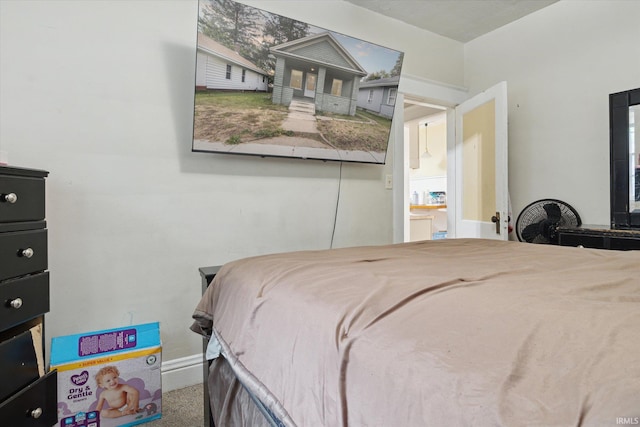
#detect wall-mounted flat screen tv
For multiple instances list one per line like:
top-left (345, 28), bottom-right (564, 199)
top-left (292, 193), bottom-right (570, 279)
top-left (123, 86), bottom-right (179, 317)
top-left (193, 0), bottom-right (404, 164)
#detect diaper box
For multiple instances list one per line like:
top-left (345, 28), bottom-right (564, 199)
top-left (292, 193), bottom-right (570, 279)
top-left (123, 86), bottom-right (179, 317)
top-left (50, 322), bottom-right (162, 427)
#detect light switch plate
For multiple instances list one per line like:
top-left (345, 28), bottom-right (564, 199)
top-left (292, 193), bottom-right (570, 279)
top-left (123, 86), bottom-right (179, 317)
top-left (385, 174), bottom-right (393, 189)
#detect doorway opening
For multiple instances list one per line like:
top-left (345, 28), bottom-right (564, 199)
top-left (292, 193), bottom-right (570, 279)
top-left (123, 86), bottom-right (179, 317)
top-left (404, 96), bottom-right (448, 242)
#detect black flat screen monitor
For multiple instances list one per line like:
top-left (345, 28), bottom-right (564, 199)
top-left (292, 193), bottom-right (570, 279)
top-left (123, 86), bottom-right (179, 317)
top-left (192, 0), bottom-right (404, 164)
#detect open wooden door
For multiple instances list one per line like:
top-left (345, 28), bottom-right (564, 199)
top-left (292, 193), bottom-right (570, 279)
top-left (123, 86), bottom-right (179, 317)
top-left (453, 81), bottom-right (508, 240)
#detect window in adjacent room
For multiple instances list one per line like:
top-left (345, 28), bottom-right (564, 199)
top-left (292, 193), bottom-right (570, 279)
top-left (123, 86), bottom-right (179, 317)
top-left (290, 70), bottom-right (303, 90)
top-left (331, 79), bottom-right (343, 96)
top-left (225, 65), bottom-right (231, 80)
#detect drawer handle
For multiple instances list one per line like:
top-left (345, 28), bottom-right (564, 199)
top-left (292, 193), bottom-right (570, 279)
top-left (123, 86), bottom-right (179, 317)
top-left (2, 192), bottom-right (18, 203)
top-left (30, 407), bottom-right (43, 419)
top-left (20, 248), bottom-right (34, 258)
top-left (9, 298), bottom-right (23, 309)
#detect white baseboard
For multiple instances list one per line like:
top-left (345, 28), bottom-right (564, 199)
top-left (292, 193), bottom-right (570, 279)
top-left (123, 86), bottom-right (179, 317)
top-left (161, 353), bottom-right (204, 392)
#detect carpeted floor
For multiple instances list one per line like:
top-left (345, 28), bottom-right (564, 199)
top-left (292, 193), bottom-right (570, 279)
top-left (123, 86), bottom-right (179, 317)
top-left (146, 383), bottom-right (204, 426)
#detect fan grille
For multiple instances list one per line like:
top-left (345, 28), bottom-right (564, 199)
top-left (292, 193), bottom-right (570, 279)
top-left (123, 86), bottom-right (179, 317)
top-left (516, 199), bottom-right (581, 244)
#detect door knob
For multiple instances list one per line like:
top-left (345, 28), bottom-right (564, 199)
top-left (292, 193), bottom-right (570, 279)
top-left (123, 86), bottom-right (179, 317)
top-left (491, 212), bottom-right (500, 234)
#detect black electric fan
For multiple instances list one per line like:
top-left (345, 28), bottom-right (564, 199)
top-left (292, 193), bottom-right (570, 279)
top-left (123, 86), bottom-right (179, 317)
top-left (516, 199), bottom-right (581, 244)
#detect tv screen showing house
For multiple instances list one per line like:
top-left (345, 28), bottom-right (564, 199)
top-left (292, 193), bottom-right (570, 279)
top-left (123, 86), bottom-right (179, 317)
top-left (193, 0), bottom-right (404, 164)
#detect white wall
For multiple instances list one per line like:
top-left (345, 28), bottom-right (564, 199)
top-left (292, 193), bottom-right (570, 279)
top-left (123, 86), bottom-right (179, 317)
top-left (0, 0), bottom-right (463, 384)
top-left (464, 0), bottom-right (640, 226)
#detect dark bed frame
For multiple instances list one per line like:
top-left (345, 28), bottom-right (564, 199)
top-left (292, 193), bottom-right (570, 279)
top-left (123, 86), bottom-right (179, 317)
top-left (199, 266), bottom-right (221, 427)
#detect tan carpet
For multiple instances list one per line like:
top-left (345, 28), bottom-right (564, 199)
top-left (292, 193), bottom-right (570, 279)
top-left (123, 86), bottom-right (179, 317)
top-left (146, 383), bottom-right (204, 426)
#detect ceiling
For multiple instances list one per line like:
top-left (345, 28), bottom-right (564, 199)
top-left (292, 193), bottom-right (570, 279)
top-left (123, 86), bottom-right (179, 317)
top-left (343, 0), bottom-right (560, 119)
top-left (343, 0), bottom-right (559, 43)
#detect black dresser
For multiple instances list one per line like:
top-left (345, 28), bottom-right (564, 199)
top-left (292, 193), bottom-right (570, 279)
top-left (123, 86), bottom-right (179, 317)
top-left (0, 166), bottom-right (57, 426)
top-left (558, 225), bottom-right (640, 250)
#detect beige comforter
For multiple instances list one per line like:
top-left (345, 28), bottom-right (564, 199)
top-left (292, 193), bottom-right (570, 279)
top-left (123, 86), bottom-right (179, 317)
top-left (192, 238), bottom-right (640, 426)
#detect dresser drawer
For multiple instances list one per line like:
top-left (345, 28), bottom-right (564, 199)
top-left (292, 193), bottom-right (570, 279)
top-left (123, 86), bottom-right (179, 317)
top-left (0, 370), bottom-right (57, 427)
top-left (0, 273), bottom-right (49, 333)
top-left (609, 236), bottom-right (640, 250)
top-left (558, 233), bottom-right (605, 249)
top-left (558, 226), bottom-right (640, 250)
top-left (0, 175), bottom-right (46, 224)
top-left (0, 229), bottom-right (47, 281)
top-left (0, 327), bottom-right (42, 402)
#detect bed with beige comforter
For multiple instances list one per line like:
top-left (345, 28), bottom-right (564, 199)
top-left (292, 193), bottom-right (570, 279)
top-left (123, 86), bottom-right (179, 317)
top-left (191, 238), bottom-right (640, 426)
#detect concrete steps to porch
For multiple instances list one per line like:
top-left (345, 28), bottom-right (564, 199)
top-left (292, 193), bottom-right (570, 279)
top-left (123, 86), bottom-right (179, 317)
top-left (283, 98), bottom-right (318, 133)
top-left (289, 99), bottom-right (316, 115)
